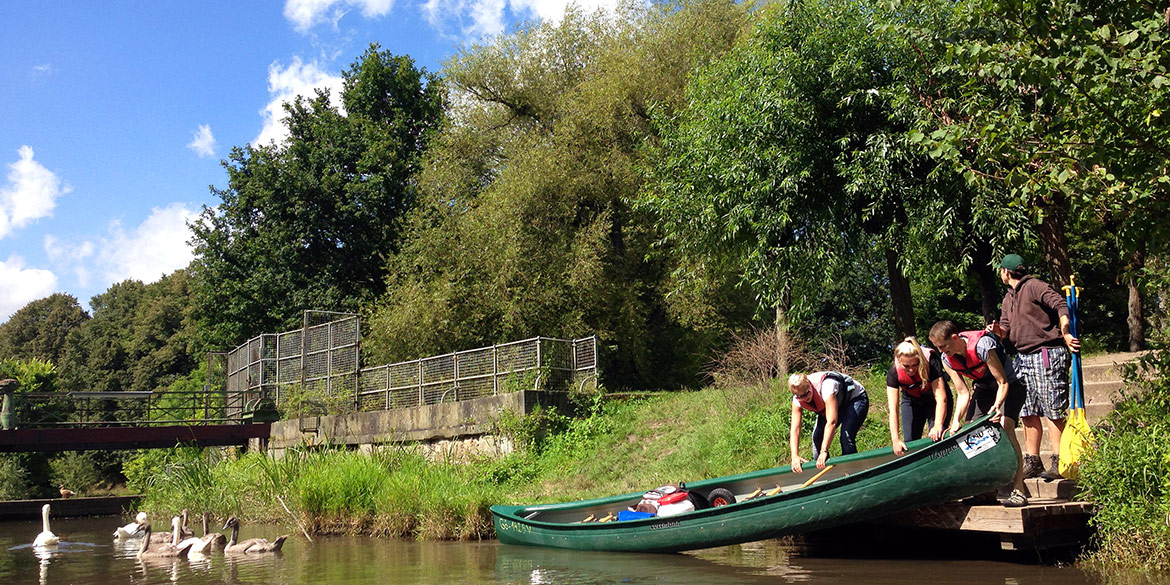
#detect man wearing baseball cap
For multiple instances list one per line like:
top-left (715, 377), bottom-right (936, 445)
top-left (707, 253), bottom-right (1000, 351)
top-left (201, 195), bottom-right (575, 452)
top-left (987, 254), bottom-right (1080, 481)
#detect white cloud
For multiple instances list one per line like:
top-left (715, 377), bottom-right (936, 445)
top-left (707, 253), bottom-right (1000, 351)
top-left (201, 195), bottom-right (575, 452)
top-left (0, 146), bottom-right (71, 240)
top-left (284, 0), bottom-right (394, 32)
top-left (0, 255), bottom-right (58, 321)
top-left (44, 204), bottom-right (198, 293)
top-left (44, 234), bottom-right (95, 288)
top-left (423, 0), bottom-right (622, 40)
top-left (97, 203), bottom-right (199, 283)
top-left (187, 124), bottom-right (217, 158)
top-left (32, 64), bottom-right (52, 76)
top-left (254, 57), bottom-right (346, 147)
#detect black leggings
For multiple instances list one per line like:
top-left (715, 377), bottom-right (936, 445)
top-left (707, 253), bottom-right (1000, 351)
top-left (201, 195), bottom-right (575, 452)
top-left (900, 392), bottom-right (952, 441)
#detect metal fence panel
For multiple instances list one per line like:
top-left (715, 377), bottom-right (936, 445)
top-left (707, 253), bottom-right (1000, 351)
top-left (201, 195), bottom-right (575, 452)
top-left (218, 312), bottom-right (598, 419)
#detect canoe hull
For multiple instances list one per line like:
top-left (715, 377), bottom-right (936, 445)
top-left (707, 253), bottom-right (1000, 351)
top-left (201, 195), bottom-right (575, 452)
top-left (492, 418), bottom-right (1016, 552)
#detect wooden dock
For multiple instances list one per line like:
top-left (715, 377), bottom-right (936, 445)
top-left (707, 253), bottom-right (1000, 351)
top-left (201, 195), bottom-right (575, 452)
top-left (801, 478), bottom-right (1094, 557)
top-left (877, 477), bottom-right (1094, 551)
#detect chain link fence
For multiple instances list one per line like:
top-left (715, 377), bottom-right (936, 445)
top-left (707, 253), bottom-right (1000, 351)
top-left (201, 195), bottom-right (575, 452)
top-left (356, 336), bottom-right (598, 411)
top-left (223, 311), bottom-right (360, 420)
top-left (220, 311), bottom-right (598, 418)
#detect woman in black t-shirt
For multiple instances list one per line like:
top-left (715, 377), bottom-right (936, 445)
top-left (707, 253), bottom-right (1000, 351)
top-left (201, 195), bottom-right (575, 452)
top-left (885, 336), bottom-right (952, 455)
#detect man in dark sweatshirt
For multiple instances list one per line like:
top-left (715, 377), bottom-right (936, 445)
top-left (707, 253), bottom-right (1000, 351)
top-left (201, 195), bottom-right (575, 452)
top-left (987, 254), bottom-right (1080, 481)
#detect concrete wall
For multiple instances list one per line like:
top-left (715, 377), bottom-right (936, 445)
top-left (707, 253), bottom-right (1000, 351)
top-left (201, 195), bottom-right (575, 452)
top-left (265, 390), bottom-right (571, 461)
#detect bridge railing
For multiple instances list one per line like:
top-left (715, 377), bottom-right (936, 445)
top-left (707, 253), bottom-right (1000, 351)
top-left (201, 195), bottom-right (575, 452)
top-left (8, 390), bottom-right (237, 429)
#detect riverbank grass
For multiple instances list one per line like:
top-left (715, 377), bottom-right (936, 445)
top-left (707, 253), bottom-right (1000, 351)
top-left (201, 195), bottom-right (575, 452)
top-left (134, 373), bottom-right (894, 540)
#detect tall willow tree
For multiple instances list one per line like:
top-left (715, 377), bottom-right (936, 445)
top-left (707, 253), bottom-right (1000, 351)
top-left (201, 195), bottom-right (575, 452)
top-left (366, 1), bottom-right (753, 388)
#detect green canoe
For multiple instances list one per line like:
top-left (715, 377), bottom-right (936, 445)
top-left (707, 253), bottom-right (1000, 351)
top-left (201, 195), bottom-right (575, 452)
top-left (491, 415), bottom-right (1016, 552)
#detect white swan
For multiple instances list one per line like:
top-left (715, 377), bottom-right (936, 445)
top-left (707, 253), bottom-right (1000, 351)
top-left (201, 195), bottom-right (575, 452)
top-left (114, 511), bottom-right (148, 539)
top-left (33, 504), bottom-right (60, 547)
top-left (222, 516), bottom-right (289, 553)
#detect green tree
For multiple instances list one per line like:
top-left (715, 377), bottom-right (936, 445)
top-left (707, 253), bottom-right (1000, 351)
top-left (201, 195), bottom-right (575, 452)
top-left (59, 271), bottom-right (200, 396)
top-left (0, 293), bottom-right (89, 364)
top-left (191, 44), bottom-right (444, 349)
top-left (365, 1), bottom-right (752, 387)
top-left (643, 0), bottom-right (985, 361)
top-left (903, 0), bottom-right (1170, 346)
top-left (59, 280), bottom-right (145, 394)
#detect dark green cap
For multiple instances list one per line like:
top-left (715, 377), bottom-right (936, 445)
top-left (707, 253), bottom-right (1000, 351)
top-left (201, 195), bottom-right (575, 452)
top-left (998, 254), bottom-right (1025, 270)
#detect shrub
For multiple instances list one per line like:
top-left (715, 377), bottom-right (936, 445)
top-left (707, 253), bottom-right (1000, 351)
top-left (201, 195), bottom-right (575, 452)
top-left (279, 382), bottom-right (356, 418)
top-left (48, 451), bottom-right (103, 496)
top-left (1078, 350), bottom-right (1170, 570)
top-left (0, 454), bottom-right (32, 499)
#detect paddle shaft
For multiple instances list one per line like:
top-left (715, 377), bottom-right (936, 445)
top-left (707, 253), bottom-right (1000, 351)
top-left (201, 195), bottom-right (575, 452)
top-left (1062, 278), bottom-right (1086, 411)
top-left (799, 465), bottom-right (834, 488)
top-left (1060, 277), bottom-right (1090, 478)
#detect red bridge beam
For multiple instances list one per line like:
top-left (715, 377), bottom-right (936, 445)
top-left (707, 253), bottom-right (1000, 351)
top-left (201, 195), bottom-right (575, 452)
top-left (0, 424), bottom-right (271, 453)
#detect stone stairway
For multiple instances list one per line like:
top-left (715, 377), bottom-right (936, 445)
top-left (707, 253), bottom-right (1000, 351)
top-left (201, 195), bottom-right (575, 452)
top-left (1012, 350), bottom-right (1146, 472)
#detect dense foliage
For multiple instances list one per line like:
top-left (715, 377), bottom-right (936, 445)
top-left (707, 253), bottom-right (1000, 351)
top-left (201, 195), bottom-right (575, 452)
top-left (59, 271), bottom-right (200, 395)
top-left (363, 2), bottom-right (754, 388)
top-left (0, 294), bottom-right (89, 364)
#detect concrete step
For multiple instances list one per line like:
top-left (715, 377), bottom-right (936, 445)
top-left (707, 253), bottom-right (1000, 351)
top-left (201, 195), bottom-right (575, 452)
top-left (1084, 379), bottom-right (1123, 404)
top-left (1081, 362), bottom-right (1126, 384)
top-left (1080, 350), bottom-right (1148, 370)
top-left (1081, 379), bottom-right (1118, 407)
top-left (1024, 477), bottom-right (1078, 500)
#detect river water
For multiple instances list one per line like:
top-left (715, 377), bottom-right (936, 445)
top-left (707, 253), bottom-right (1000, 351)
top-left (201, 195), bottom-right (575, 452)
top-left (2, 515), bottom-right (1165, 585)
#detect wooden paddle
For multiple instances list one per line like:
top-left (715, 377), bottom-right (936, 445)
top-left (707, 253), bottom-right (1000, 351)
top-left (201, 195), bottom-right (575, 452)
top-left (1059, 276), bottom-right (1091, 480)
top-left (799, 465), bottom-right (835, 489)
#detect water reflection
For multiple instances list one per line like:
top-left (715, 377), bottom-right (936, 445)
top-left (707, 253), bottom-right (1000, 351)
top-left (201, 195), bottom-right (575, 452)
top-left (2, 515), bottom-right (1167, 585)
top-left (495, 544), bottom-right (778, 584)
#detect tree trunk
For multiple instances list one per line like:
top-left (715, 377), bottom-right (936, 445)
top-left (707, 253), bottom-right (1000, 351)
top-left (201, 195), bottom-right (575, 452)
top-left (775, 299), bottom-right (790, 378)
top-left (969, 237), bottom-right (1000, 324)
top-left (1126, 246), bottom-right (1147, 351)
top-left (1036, 196), bottom-right (1073, 288)
top-left (885, 249), bottom-right (916, 340)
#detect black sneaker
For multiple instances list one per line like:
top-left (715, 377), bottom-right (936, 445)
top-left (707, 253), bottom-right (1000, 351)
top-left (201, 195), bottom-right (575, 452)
top-left (1022, 454), bottom-right (1045, 479)
top-left (1040, 455), bottom-right (1063, 481)
top-left (1003, 489), bottom-right (1028, 508)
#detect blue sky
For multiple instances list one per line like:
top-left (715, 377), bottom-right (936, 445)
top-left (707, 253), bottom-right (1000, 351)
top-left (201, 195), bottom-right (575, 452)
top-left (0, 0), bottom-right (616, 320)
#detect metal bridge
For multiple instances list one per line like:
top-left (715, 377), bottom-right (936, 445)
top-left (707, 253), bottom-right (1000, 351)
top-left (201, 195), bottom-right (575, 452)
top-left (0, 388), bottom-right (271, 453)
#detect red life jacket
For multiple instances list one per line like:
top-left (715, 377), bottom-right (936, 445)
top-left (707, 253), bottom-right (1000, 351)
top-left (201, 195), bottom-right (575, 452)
top-left (795, 372), bottom-right (848, 413)
top-left (941, 331), bottom-right (990, 381)
top-left (895, 348), bottom-right (934, 399)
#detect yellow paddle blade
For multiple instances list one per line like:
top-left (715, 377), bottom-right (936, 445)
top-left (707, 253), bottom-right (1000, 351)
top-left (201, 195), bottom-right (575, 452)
top-left (1059, 408), bottom-right (1091, 480)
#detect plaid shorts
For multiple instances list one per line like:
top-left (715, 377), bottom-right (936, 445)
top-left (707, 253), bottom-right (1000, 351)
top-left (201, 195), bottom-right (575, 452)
top-left (1016, 346), bottom-right (1071, 419)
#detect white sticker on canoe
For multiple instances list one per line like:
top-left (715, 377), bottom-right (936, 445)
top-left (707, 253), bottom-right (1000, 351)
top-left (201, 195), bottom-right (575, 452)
top-left (959, 426), bottom-right (1000, 459)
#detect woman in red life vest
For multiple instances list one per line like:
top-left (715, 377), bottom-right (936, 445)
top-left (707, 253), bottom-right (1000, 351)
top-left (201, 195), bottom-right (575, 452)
top-left (787, 371), bottom-right (869, 473)
top-left (885, 337), bottom-right (952, 456)
top-left (929, 319), bottom-right (1029, 507)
